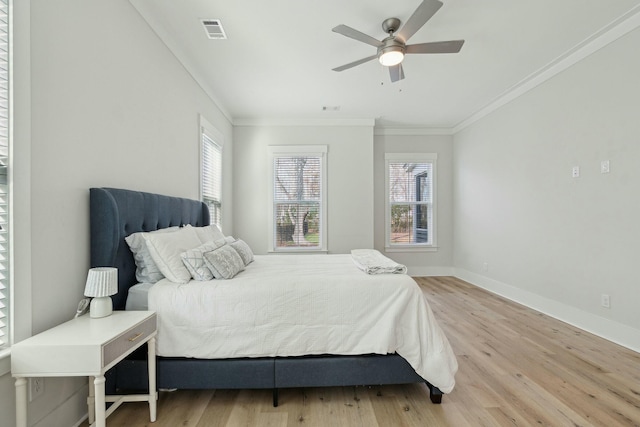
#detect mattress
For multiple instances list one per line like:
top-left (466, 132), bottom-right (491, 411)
top-left (148, 254), bottom-right (458, 393)
top-left (125, 282), bottom-right (154, 310)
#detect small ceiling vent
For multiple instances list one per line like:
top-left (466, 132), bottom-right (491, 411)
top-left (201, 19), bottom-right (227, 40)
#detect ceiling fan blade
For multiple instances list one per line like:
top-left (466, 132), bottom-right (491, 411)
top-left (332, 25), bottom-right (383, 48)
top-left (396, 0), bottom-right (443, 43)
top-left (332, 55), bottom-right (378, 72)
top-left (405, 40), bottom-right (464, 54)
top-left (389, 64), bottom-right (405, 82)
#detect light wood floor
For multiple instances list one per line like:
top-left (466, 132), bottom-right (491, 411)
top-left (88, 277), bottom-right (640, 426)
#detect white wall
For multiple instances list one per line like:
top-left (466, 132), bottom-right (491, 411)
top-left (374, 134), bottom-right (454, 275)
top-left (453, 27), bottom-right (640, 350)
top-left (0, 1), bottom-right (233, 426)
top-left (233, 124), bottom-right (374, 254)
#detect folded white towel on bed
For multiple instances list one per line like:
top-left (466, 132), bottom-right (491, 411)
top-left (351, 249), bottom-right (407, 274)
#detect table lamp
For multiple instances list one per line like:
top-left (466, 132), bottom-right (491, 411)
top-left (84, 267), bottom-right (118, 318)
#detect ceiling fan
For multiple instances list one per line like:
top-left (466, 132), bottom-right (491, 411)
top-left (332, 0), bottom-right (464, 82)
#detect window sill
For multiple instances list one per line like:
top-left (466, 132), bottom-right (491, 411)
top-left (385, 246), bottom-right (439, 253)
top-left (0, 348), bottom-right (11, 376)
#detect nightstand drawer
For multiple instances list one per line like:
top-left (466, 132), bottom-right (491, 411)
top-left (103, 314), bottom-right (156, 368)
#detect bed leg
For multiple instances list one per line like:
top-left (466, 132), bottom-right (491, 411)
top-left (273, 388), bottom-right (279, 407)
top-left (426, 382), bottom-right (443, 404)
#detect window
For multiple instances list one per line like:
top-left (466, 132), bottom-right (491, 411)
top-left (269, 146), bottom-right (327, 252)
top-left (200, 117), bottom-right (222, 228)
top-left (0, 0), bottom-right (10, 349)
top-left (385, 153), bottom-right (437, 250)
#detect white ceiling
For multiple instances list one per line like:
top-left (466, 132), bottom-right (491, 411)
top-left (129, 0), bottom-right (640, 130)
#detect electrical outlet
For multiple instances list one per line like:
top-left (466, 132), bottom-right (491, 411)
top-left (601, 294), bottom-right (610, 309)
top-left (29, 377), bottom-right (44, 402)
top-left (601, 160), bottom-right (610, 174)
top-left (572, 166), bottom-right (580, 178)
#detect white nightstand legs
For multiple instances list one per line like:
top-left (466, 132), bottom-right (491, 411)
top-left (87, 376), bottom-right (95, 424)
top-left (15, 377), bottom-right (27, 427)
top-left (148, 336), bottom-right (157, 422)
top-left (93, 375), bottom-right (106, 427)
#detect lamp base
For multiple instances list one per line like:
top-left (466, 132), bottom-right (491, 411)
top-left (89, 296), bottom-right (113, 318)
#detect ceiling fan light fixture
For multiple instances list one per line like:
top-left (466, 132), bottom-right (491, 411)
top-left (378, 46), bottom-right (404, 66)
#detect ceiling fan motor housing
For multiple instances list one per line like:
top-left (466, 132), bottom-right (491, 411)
top-left (378, 37), bottom-right (406, 66)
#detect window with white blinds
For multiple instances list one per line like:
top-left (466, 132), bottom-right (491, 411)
top-left (0, 0), bottom-right (10, 349)
top-left (200, 123), bottom-right (222, 228)
top-left (269, 146), bottom-right (327, 251)
top-left (385, 153), bottom-right (437, 250)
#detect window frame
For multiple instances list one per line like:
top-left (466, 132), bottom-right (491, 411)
top-left (268, 145), bottom-right (328, 253)
top-left (384, 153), bottom-right (438, 252)
top-left (199, 115), bottom-right (223, 228)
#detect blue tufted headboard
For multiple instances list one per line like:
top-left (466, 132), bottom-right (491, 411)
top-left (90, 187), bottom-right (210, 310)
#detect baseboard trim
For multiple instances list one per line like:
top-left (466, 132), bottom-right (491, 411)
top-left (409, 266), bottom-right (455, 277)
top-left (454, 269), bottom-right (640, 353)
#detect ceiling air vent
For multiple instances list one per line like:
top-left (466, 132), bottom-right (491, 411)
top-left (202, 19), bottom-right (227, 40)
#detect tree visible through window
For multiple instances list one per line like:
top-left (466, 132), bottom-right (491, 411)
top-left (274, 157), bottom-right (320, 248)
top-left (386, 153), bottom-right (437, 248)
top-left (270, 146), bottom-right (327, 251)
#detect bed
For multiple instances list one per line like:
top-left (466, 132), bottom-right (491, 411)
top-left (89, 187), bottom-right (457, 405)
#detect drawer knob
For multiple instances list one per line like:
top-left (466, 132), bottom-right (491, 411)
top-left (128, 332), bottom-right (143, 342)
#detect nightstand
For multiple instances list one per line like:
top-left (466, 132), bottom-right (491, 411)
top-left (11, 310), bottom-right (157, 427)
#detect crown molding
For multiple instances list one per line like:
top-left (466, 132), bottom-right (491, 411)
top-left (233, 118), bottom-right (375, 127)
top-left (374, 127), bottom-right (454, 136)
top-left (453, 5), bottom-right (640, 134)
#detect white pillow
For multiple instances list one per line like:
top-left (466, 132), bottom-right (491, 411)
top-left (125, 226), bottom-right (179, 283)
top-left (181, 241), bottom-right (224, 281)
top-left (145, 226), bottom-right (202, 283)
top-left (229, 239), bottom-right (254, 266)
top-left (192, 224), bottom-right (225, 244)
top-left (203, 244), bottom-right (245, 279)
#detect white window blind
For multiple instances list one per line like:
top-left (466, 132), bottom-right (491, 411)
top-left (386, 154), bottom-right (437, 249)
top-left (201, 130), bottom-right (222, 227)
top-left (0, 0), bottom-right (10, 348)
top-left (270, 146), bottom-right (326, 251)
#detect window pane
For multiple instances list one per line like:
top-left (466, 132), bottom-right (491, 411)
top-left (273, 154), bottom-right (323, 250)
top-left (388, 162), bottom-right (431, 203)
top-left (201, 131), bottom-right (221, 227)
top-left (0, 0), bottom-right (8, 348)
top-left (386, 158), bottom-right (434, 247)
top-left (275, 202), bottom-right (319, 248)
top-left (389, 204), bottom-right (429, 244)
top-left (274, 157), bottom-right (320, 202)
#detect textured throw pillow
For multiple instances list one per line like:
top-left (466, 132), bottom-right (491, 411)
top-left (230, 239), bottom-right (254, 266)
top-left (181, 241), bottom-right (224, 281)
top-left (192, 224), bottom-right (225, 244)
top-left (145, 226), bottom-right (202, 283)
top-left (125, 226), bottom-right (179, 283)
top-left (203, 244), bottom-right (245, 279)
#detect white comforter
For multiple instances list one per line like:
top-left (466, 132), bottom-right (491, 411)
top-left (149, 254), bottom-right (458, 393)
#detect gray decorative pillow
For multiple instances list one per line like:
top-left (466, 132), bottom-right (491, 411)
top-left (203, 245), bottom-right (245, 279)
top-left (181, 241), bottom-right (223, 281)
top-left (230, 239), bottom-right (254, 266)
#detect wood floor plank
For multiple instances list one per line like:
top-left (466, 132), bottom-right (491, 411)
top-left (79, 276), bottom-right (640, 426)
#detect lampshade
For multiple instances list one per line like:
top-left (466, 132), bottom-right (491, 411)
top-left (84, 267), bottom-right (118, 318)
top-left (378, 46), bottom-right (404, 67)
